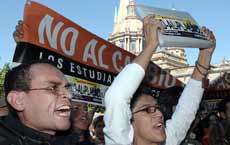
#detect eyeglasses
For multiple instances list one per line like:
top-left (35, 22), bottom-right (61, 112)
top-left (132, 105), bottom-right (161, 114)
top-left (28, 84), bottom-right (74, 97)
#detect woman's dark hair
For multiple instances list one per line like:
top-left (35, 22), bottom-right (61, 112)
top-left (93, 115), bottom-right (104, 128)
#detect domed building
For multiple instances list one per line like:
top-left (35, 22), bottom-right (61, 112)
top-left (108, 0), bottom-right (230, 84)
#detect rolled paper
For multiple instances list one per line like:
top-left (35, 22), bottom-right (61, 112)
top-left (135, 4), bottom-right (215, 48)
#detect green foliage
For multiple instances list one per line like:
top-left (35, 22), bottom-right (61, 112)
top-left (87, 104), bottom-right (105, 113)
top-left (0, 63), bottom-right (10, 97)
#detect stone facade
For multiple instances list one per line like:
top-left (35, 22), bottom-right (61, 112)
top-left (108, 0), bottom-right (230, 83)
top-left (170, 59), bottom-right (230, 83)
top-left (108, 0), bottom-right (143, 55)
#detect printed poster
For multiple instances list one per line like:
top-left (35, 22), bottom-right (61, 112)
top-left (13, 1), bottom-right (183, 106)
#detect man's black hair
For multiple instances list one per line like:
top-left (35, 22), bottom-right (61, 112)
top-left (158, 85), bottom-right (184, 121)
top-left (130, 82), bottom-right (155, 112)
top-left (4, 60), bottom-right (56, 117)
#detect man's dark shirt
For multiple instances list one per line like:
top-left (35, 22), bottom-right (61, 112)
top-left (0, 114), bottom-right (79, 145)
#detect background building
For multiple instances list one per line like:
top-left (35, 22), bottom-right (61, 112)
top-left (108, 0), bottom-right (230, 83)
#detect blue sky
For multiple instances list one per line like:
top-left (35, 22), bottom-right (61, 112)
top-left (0, 0), bottom-right (229, 68)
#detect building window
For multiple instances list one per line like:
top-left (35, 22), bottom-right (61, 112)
top-left (127, 7), bottom-right (132, 15)
top-left (130, 41), bottom-right (136, 53)
top-left (127, 5), bottom-right (134, 16)
top-left (119, 40), bottom-right (124, 49)
top-left (142, 39), bottom-right (146, 51)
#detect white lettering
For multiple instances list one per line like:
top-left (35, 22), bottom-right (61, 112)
top-left (57, 58), bottom-right (63, 69)
top-left (112, 51), bottom-right (122, 72)
top-left (70, 62), bottom-right (75, 73)
top-left (76, 65), bottom-right (82, 75)
top-left (124, 56), bottom-right (131, 66)
top-left (83, 39), bottom-right (98, 66)
top-left (60, 27), bottom-right (78, 56)
top-left (38, 14), bottom-right (63, 49)
top-left (158, 74), bottom-right (164, 87)
top-left (39, 52), bottom-right (43, 59)
top-left (98, 45), bottom-right (109, 69)
top-left (48, 55), bottom-right (55, 61)
top-left (97, 72), bottom-right (102, 80)
top-left (164, 74), bottom-right (176, 88)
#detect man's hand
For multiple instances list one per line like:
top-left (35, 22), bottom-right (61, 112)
top-left (143, 14), bottom-right (165, 52)
top-left (133, 14), bottom-right (165, 70)
top-left (192, 27), bottom-right (216, 82)
top-left (199, 26), bottom-right (216, 55)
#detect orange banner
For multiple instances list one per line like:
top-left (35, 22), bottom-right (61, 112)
top-left (20, 1), bottom-right (134, 73)
top-left (16, 1), bottom-right (182, 90)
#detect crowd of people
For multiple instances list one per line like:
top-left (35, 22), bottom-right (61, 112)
top-left (158, 87), bottom-right (230, 145)
top-left (0, 14), bottom-right (229, 145)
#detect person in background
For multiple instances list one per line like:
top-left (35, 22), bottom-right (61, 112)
top-left (158, 86), bottom-right (202, 145)
top-left (70, 101), bottom-right (96, 145)
top-left (103, 14), bottom-right (216, 145)
top-left (218, 97), bottom-right (230, 144)
top-left (91, 115), bottom-right (105, 145)
top-left (199, 112), bottom-right (218, 145)
top-left (0, 97), bottom-right (8, 116)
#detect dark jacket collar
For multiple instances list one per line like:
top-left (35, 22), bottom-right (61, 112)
top-left (1, 114), bottom-right (56, 144)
